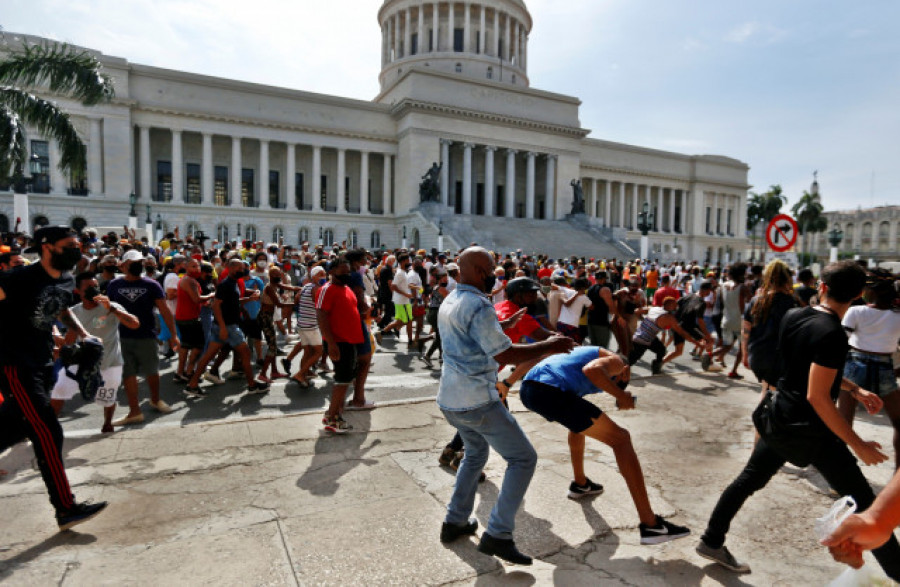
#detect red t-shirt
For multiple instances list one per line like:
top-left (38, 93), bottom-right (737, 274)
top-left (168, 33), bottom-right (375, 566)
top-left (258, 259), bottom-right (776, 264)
top-left (652, 286), bottom-right (681, 307)
top-left (495, 300), bottom-right (540, 343)
top-left (315, 282), bottom-right (363, 344)
top-left (537, 266), bottom-right (553, 280)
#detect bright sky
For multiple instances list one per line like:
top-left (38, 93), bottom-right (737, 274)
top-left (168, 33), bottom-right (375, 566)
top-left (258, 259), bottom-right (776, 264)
top-left (4, 0), bottom-right (899, 213)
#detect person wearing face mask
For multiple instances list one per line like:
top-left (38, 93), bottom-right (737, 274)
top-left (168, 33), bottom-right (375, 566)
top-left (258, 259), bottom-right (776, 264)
top-left (282, 266), bottom-right (326, 387)
top-left (97, 254), bottom-right (119, 294)
top-left (106, 249), bottom-right (179, 425)
top-left (256, 267), bottom-right (299, 383)
top-left (173, 259), bottom-right (214, 384)
top-left (250, 253), bottom-right (270, 286)
top-left (0, 226), bottom-right (109, 530)
top-left (586, 271), bottom-right (617, 349)
top-left (436, 246), bottom-right (575, 565)
top-left (50, 272), bottom-right (140, 434)
top-left (627, 297), bottom-right (705, 374)
top-left (375, 253), bottom-right (415, 346)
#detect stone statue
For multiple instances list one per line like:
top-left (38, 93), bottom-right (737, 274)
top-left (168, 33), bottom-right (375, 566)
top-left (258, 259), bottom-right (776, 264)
top-left (570, 179), bottom-right (585, 214)
top-left (419, 162), bottom-right (442, 203)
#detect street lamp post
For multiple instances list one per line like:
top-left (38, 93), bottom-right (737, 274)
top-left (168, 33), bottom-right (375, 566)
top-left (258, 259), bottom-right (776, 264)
top-left (827, 224), bottom-right (843, 263)
top-left (636, 201), bottom-right (654, 261)
top-left (437, 221), bottom-right (444, 252)
top-left (402, 226), bottom-right (408, 249)
top-left (145, 204), bottom-right (154, 246)
top-left (155, 214), bottom-right (163, 245)
top-left (128, 192), bottom-right (138, 230)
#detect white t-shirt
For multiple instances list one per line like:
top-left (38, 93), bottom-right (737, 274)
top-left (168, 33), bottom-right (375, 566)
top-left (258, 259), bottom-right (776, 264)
top-left (391, 269), bottom-right (410, 306)
top-left (407, 269), bottom-right (423, 302)
top-left (843, 306), bottom-right (900, 354)
top-left (558, 287), bottom-right (592, 326)
top-left (164, 272), bottom-right (180, 314)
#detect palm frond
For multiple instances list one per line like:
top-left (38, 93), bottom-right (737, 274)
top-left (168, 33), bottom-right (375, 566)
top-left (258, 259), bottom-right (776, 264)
top-left (0, 87), bottom-right (86, 176)
top-left (0, 42), bottom-right (114, 106)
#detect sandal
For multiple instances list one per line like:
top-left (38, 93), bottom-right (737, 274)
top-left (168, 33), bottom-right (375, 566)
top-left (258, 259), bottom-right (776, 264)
top-left (292, 377), bottom-right (311, 388)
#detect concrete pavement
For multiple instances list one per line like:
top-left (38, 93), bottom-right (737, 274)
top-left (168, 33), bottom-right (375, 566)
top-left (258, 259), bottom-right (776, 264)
top-left (1, 370), bottom-right (897, 585)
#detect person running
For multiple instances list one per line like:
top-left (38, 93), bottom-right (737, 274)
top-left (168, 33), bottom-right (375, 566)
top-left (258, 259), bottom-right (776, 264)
top-left (0, 226), bottom-right (108, 530)
top-left (696, 261), bottom-right (900, 579)
top-left (742, 260), bottom-right (798, 392)
top-left (282, 266), bottom-right (325, 387)
top-left (256, 266), bottom-right (298, 382)
top-left (838, 268), bottom-right (900, 469)
top-left (627, 297), bottom-right (706, 374)
top-left (377, 253), bottom-right (415, 347)
top-left (714, 264), bottom-right (751, 379)
top-left (437, 247), bottom-right (575, 565)
top-left (520, 346), bottom-right (691, 544)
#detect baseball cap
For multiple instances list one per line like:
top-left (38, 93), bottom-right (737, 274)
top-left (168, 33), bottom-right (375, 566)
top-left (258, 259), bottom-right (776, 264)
top-left (505, 277), bottom-right (540, 297)
top-left (121, 249), bottom-right (145, 263)
top-left (446, 263), bottom-right (459, 272)
top-left (24, 226), bottom-right (77, 253)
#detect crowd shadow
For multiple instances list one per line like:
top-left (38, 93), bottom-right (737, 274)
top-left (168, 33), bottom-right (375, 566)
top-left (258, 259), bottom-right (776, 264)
top-left (0, 531), bottom-right (96, 582)
top-left (295, 411), bottom-right (380, 496)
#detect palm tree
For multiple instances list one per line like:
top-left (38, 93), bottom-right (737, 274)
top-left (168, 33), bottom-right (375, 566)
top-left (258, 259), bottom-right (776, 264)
top-left (791, 188), bottom-right (827, 263)
top-left (0, 39), bottom-right (114, 192)
top-left (746, 185), bottom-right (787, 260)
top-left (746, 191), bottom-right (765, 260)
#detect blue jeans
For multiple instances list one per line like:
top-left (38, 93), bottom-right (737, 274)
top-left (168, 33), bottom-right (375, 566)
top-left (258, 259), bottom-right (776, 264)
top-left (441, 401), bottom-right (537, 539)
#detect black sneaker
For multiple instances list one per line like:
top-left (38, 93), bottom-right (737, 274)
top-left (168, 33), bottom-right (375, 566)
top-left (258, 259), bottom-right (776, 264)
top-left (651, 359), bottom-right (663, 375)
top-left (438, 446), bottom-right (456, 467)
top-left (696, 541), bottom-right (751, 573)
top-left (56, 501), bottom-right (108, 531)
top-left (639, 515), bottom-right (691, 545)
top-left (567, 478), bottom-right (605, 500)
top-left (173, 372), bottom-right (189, 383)
top-left (280, 358), bottom-right (292, 374)
top-left (247, 381), bottom-right (270, 395)
top-left (477, 533), bottom-right (532, 565)
top-left (184, 386), bottom-right (207, 398)
top-left (440, 518), bottom-right (478, 543)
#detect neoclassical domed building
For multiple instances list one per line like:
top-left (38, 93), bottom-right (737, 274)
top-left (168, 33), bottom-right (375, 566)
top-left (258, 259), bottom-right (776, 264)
top-left (2, 0), bottom-right (749, 262)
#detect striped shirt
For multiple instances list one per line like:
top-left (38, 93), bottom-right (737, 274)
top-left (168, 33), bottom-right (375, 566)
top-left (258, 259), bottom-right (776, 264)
top-left (633, 306), bottom-right (668, 346)
top-left (296, 283), bottom-right (318, 330)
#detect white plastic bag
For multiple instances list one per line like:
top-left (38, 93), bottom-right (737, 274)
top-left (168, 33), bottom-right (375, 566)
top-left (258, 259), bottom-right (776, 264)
top-left (827, 566), bottom-right (898, 587)
top-left (815, 496), bottom-right (857, 542)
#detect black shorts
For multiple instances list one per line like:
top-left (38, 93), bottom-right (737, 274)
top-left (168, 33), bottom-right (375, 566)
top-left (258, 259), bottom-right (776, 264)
top-left (519, 379), bottom-right (602, 433)
top-left (242, 316), bottom-right (262, 340)
top-left (333, 342), bottom-right (359, 385)
top-left (673, 327), bottom-right (702, 346)
top-left (176, 319), bottom-right (205, 350)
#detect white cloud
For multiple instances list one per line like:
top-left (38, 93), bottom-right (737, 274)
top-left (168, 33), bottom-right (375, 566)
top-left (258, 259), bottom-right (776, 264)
top-left (725, 21), bottom-right (786, 45)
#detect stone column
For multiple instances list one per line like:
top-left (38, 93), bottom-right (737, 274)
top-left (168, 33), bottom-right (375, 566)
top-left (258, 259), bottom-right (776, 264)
top-left (382, 20), bottom-right (388, 66)
top-left (286, 143), bottom-right (296, 209)
top-left (311, 145), bottom-right (322, 211)
top-left (359, 150), bottom-right (369, 213)
top-left (440, 139), bottom-right (452, 206)
top-left (463, 2), bottom-right (471, 53)
top-left (201, 132), bottom-right (213, 206)
top-left (525, 151), bottom-right (536, 219)
top-left (462, 142), bottom-right (473, 214)
top-left (655, 187), bottom-right (663, 232)
top-left (669, 189), bottom-right (676, 232)
top-left (87, 118), bottom-right (104, 195)
top-left (479, 5), bottom-right (485, 54)
top-left (505, 149), bottom-right (516, 218)
top-left (545, 155), bottom-right (556, 219)
top-left (448, 2), bottom-right (455, 51)
top-left (418, 6), bottom-right (424, 54)
top-left (231, 136), bottom-right (241, 207)
top-left (484, 146), bottom-right (496, 216)
top-left (258, 140), bottom-right (270, 209)
top-left (522, 25), bottom-right (527, 69)
top-left (605, 181), bottom-right (612, 227)
top-left (138, 126), bottom-right (151, 201)
top-left (336, 148), bottom-right (346, 213)
top-left (618, 182), bottom-right (626, 228)
top-left (171, 129), bottom-right (183, 202)
top-left (591, 178), bottom-right (599, 219)
top-left (383, 153), bottom-right (392, 213)
top-left (391, 14), bottom-right (397, 60)
top-left (493, 9), bottom-right (499, 57)
top-left (680, 190), bottom-right (688, 233)
top-left (632, 184), bottom-right (639, 229)
top-left (432, 3), bottom-right (439, 51)
top-left (504, 13), bottom-right (511, 61)
top-left (404, 8), bottom-right (411, 58)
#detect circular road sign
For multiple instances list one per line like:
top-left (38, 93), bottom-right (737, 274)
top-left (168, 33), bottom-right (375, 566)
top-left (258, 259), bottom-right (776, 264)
top-left (766, 214), bottom-right (799, 253)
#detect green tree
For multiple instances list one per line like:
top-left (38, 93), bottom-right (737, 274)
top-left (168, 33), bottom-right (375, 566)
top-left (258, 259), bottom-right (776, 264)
top-left (791, 189), bottom-right (827, 263)
top-left (0, 40), bottom-right (114, 192)
top-left (746, 185), bottom-right (787, 260)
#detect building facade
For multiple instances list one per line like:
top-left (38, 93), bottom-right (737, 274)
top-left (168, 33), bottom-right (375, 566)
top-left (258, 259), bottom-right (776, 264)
top-left (811, 206), bottom-right (900, 263)
top-left (1, 0), bottom-right (749, 262)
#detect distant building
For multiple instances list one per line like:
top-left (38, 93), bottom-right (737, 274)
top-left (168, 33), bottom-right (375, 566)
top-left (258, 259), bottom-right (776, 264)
top-left (1, 0), bottom-right (748, 261)
top-left (812, 205), bottom-right (900, 262)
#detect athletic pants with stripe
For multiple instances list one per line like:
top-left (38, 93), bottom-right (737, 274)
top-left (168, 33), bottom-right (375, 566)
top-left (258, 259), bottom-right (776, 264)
top-left (0, 365), bottom-right (75, 512)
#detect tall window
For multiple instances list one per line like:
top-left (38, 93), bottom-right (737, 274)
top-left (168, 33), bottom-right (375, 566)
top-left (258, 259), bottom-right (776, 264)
top-left (241, 168), bottom-right (255, 207)
top-left (705, 207), bottom-right (712, 234)
top-left (486, 67), bottom-right (493, 80)
top-left (185, 222), bottom-right (199, 237)
top-left (33, 215), bottom-right (50, 229)
top-left (348, 229), bottom-right (358, 248)
top-left (299, 227), bottom-right (309, 244)
top-left (727, 210), bottom-right (733, 235)
top-left (295, 172), bottom-right (305, 209)
top-left (269, 170), bottom-right (280, 208)
top-left (344, 176), bottom-right (351, 211)
top-left (320, 175), bottom-right (328, 210)
top-left (186, 163), bottom-right (201, 203)
top-left (411, 33), bottom-right (418, 55)
top-left (716, 209), bottom-right (722, 234)
top-left (429, 29), bottom-right (434, 51)
top-left (30, 140), bottom-right (50, 193)
top-left (214, 166), bottom-right (228, 206)
top-left (0, 214), bottom-right (9, 233)
top-left (370, 230), bottom-right (381, 249)
top-left (323, 228), bottom-right (334, 247)
top-left (245, 225), bottom-right (257, 243)
top-left (216, 224), bottom-right (229, 243)
top-left (272, 226), bottom-right (284, 243)
top-left (453, 28), bottom-right (464, 52)
top-left (157, 161), bottom-right (172, 202)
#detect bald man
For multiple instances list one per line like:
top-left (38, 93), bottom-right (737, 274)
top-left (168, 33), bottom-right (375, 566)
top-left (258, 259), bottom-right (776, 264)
top-left (437, 247), bottom-right (575, 565)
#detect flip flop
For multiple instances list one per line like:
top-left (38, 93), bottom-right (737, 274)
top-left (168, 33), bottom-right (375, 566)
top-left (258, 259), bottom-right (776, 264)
top-left (345, 400), bottom-right (376, 411)
top-left (292, 377), bottom-right (311, 388)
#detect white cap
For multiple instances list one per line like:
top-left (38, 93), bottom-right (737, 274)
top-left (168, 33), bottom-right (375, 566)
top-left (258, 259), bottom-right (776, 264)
top-left (121, 250), bottom-right (145, 263)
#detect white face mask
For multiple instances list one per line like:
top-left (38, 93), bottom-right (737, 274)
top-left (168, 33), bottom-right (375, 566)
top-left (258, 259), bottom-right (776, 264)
top-left (257, 261), bottom-right (266, 269)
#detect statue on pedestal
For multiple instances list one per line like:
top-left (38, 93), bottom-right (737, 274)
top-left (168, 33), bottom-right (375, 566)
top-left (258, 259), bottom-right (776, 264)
top-left (419, 162), bottom-right (442, 203)
top-left (570, 179), bottom-right (585, 214)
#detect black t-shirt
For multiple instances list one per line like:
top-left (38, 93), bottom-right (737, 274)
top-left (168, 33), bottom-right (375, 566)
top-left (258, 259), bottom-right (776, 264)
top-left (215, 278), bottom-right (242, 325)
top-left (378, 266), bottom-right (394, 302)
top-left (776, 306), bottom-right (848, 434)
top-left (0, 263), bottom-right (75, 367)
top-left (676, 294), bottom-right (706, 330)
top-left (586, 284), bottom-right (611, 326)
top-left (795, 285), bottom-right (817, 306)
top-left (744, 292), bottom-right (799, 383)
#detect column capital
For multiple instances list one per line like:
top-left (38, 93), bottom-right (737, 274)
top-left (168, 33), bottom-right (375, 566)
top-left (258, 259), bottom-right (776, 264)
top-left (201, 131), bottom-right (213, 139)
top-left (463, 142), bottom-right (475, 150)
top-left (526, 151), bottom-right (538, 158)
top-left (171, 128), bottom-right (183, 136)
top-left (440, 138), bottom-right (454, 146)
top-left (506, 149), bottom-right (518, 156)
top-left (543, 153), bottom-right (557, 161)
top-left (484, 146), bottom-right (497, 153)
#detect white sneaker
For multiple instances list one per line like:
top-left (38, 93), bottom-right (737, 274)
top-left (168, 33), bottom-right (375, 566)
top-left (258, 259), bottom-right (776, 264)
top-left (203, 370), bottom-right (225, 385)
top-left (149, 400), bottom-right (173, 414)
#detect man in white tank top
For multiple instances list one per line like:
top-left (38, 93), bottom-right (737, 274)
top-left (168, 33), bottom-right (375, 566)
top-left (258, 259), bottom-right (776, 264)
top-left (714, 263), bottom-right (751, 379)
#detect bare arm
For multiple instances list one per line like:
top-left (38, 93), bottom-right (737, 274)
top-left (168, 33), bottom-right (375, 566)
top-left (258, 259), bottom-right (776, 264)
top-left (494, 335), bottom-right (575, 366)
top-left (58, 307), bottom-right (90, 340)
top-left (583, 358), bottom-right (633, 408)
top-left (94, 297), bottom-right (141, 330)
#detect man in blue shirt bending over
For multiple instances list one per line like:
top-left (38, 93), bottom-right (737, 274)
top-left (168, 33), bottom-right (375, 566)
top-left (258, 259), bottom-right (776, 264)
top-left (520, 346), bottom-right (691, 545)
top-left (437, 247), bottom-right (575, 565)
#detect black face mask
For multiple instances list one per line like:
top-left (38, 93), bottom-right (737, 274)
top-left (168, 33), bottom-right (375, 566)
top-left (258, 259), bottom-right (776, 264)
top-left (127, 262), bottom-right (144, 276)
top-left (145, 266), bottom-right (156, 275)
top-left (483, 274), bottom-right (496, 294)
top-left (50, 246), bottom-right (82, 272)
top-left (82, 286), bottom-right (100, 302)
top-left (271, 276), bottom-right (282, 285)
top-left (334, 273), bottom-right (352, 286)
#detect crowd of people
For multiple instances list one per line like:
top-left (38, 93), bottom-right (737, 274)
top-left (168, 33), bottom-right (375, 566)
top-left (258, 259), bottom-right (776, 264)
top-left (0, 225), bottom-right (898, 578)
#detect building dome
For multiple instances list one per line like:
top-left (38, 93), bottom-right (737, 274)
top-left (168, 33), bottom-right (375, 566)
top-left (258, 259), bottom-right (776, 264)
top-left (377, 0), bottom-right (532, 92)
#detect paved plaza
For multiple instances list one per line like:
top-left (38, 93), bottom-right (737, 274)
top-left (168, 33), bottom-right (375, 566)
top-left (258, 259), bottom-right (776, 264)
top-left (1, 339), bottom-right (896, 586)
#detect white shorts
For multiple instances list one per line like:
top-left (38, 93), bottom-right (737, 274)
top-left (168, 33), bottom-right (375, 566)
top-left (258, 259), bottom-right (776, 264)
top-left (52, 365), bottom-right (122, 408)
top-left (722, 328), bottom-right (741, 346)
top-left (296, 328), bottom-right (322, 347)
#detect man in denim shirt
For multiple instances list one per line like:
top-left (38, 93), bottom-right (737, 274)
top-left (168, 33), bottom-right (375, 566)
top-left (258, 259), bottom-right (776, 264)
top-left (437, 247), bottom-right (575, 565)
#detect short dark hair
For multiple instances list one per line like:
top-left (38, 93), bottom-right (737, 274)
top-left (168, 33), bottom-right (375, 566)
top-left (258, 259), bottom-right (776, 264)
top-left (798, 268), bottom-right (814, 283)
top-left (595, 270), bottom-right (607, 281)
top-left (397, 253), bottom-right (410, 264)
top-left (821, 260), bottom-right (866, 304)
top-left (345, 248), bottom-right (367, 264)
top-left (75, 271), bottom-right (97, 289)
top-left (573, 277), bottom-right (590, 290)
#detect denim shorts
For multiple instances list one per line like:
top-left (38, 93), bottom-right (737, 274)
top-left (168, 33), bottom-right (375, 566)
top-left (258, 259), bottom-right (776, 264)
top-left (212, 323), bottom-right (247, 348)
top-left (844, 352), bottom-right (898, 397)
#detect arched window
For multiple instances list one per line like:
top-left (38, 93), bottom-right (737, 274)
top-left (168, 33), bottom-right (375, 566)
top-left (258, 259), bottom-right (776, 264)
top-left (455, 62), bottom-right (462, 73)
top-left (0, 214), bottom-right (9, 233)
top-left (272, 226), bottom-right (284, 244)
top-left (348, 229), bottom-right (358, 248)
top-left (216, 223), bottom-right (229, 243)
top-left (299, 227), bottom-right (309, 244)
top-left (33, 215), bottom-right (50, 230)
top-left (370, 230), bottom-right (381, 249)
top-left (185, 222), bottom-right (200, 238)
top-left (323, 228), bottom-right (334, 247)
top-left (70, 217), bottom-right (88, 233)
top-left (245, 225), bottom-right (257, 243)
